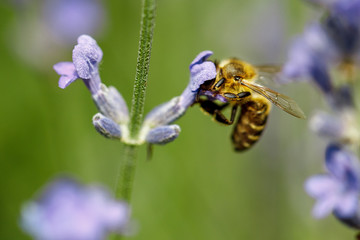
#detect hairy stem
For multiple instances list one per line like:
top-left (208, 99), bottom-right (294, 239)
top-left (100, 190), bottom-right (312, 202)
top-left (129, 0), bottom-right (156, 139)
top-left (115, 0), bottom-right (156, 203)
top-left (115, 145), bottom-right (137, 201)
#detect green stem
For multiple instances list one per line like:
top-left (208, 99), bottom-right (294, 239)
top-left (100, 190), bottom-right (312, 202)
top-left (111, 145), bottom-right (137, 240)
top-left (115, 145), bottom-right (137, 200)
top-left (129, 0), bottom-right (156, 139)
top-left (114, 0), bottom-right (156, 202)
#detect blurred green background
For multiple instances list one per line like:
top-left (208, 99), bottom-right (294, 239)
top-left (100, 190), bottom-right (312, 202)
top-left (0, 0), bottom-right (355, 239)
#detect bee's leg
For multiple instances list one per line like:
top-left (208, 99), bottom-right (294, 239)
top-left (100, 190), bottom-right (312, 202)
top-left (199, 100), bottom-right (227, 114)
top-left (230, 105), bottom-right (237, 122)
top-left (195, 90), bottom-right (200, 103)
top-left (199, 101), bottom-right (229, 122)
top-left (214, 105), bottom-right (237, 125)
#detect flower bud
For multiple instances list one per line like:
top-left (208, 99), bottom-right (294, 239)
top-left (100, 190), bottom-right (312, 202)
top-left (92, 113), bottom-right (122, 139)
top-left (93, 84), bottom-right (129, 124)
top-left (146, 125), bottom-right (181, 144)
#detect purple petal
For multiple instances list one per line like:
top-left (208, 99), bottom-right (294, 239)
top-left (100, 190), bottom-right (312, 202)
top-left (305, 175), bottom-right (338, 198)
top-left (72, 35), bottom-right (103, 79)
top-left (282, 39), bottom-right (313, 79)
top-left (53, 62), bottom-right (76, 75)
top-left (189, 51), bottom-right (217, 91)
top-left (58, 75), bottom-right (77, 89)
top-left (53, 62), bottom-right (79, 89)
top-left (312, 194), bottom-right (340, 218)
top-left (101, 200), bottom-right (129, 231)
top-left (189, 62), bottom-right (217, 91)
top-left (325, 144), bottom-right (360, 180)
top-left (324, 2), bottom-right (360, 59)
top-left (332, 0), bottom-right (360, 26)
top-left (77, 34), bottom-right (98, 45)
top-left (189, 50), bottom-right (213, 70)
top-left (300, 24), bottom-right (336, 94)
top-left (335, 192), bottom-right (359, 218)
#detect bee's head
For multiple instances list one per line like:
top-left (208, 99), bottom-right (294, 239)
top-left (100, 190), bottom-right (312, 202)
top-left (213, 59), bottom-right (256, 90)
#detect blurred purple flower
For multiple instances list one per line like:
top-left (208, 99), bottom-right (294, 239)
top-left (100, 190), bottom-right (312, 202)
top-left (21, 178), bottom-right (130, 240)
top-left (309, 111), bottom-right (344, 139)
top-left (281, 23), bottom-right (336, 95)
top-left (310, 110), bottom-right (360, 144)
top-left (283, 0), bottom-right (360, 230)
top-left (305, 0), bottom-right (360, 64)
top-left (43, 0), bottom-right (105, 44)
top-left (54, 35), bottom-right (102, 95)
top-left (305, 144), bottom-right (360, 219)
top-left (305, 0), bottom-right (360, 48)
top-left (282, 0), bottom-right (360, 98)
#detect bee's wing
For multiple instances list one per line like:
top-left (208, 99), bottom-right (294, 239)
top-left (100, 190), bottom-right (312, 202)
top-left (254, 65), bottom-right (282, 85)
top-left (241, 80), bottom-right (306, 119)
top-left (255, 65), bottom-right (282, 74)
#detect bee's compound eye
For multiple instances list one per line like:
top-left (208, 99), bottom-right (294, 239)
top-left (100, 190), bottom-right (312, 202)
top-left (234, 76), bottom-right (241, 81)
top-left (214, 78), bottom-right (225, 88)
top-left (224, 93), bottom-right (237, 99)
top-left (237, 92), bottom-right (250, 98)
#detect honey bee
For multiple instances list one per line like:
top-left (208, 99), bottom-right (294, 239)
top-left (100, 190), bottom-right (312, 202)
top-left (196, 58), bottom-right (305, 151)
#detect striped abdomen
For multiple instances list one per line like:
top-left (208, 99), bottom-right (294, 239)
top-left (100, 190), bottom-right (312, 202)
top-left (232, 98), bottom-right (271, 151)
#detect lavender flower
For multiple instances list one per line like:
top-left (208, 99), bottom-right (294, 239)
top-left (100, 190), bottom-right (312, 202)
top-left (305, 144), bottom-right (360, 219)
top-left (54, 35), bottom-right (102, 94)
top-left (54, 35), bottom-right (129, 141)
top-left (139, 51), bottom-right (217, 145)
top-left (21, 178), bottom-right (130, 240)
top-left (54, 38), bottom-right (216, 146)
